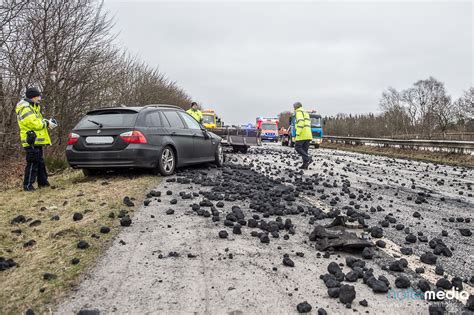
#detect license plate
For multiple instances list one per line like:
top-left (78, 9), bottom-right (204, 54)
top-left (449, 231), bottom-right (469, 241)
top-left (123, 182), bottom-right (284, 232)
top-left (85, 136), bottom-right (114, 144)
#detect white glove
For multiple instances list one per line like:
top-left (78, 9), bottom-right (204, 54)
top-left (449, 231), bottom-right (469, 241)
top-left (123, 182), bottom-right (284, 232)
top-left (48, 118), bottom-right (58, 129)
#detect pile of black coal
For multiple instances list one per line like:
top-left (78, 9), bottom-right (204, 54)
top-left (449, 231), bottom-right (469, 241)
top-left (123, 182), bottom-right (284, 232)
top-left (0, 257), bottom-right (17, 271)
top-left (309, 224), bottom-right (373, 252)
top-left (429, 238), bottom-right (452, 257)
top-left (11, 215), bottom-right (27, 225)
top-left (77, 240), bottom-right (89, 249)
top-left (123, 196), bottom-right (135, 207)
top-left (296, 301), bottom-right (312, 313)
top-left (120, 216), bottom-right (132, 227)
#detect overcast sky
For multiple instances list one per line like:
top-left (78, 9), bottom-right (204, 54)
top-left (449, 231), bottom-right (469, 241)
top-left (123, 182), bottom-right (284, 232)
top-left (105, 0), bottom-right (472, 124)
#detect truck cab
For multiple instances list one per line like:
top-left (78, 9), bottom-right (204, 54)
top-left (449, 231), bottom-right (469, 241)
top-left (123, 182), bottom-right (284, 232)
top-left (309, 111), bottom-right (323, 148)
top-left (202, 110), bottom-right (217, 129)
top-left (202, 110), bottom-right (224, 129)
top-left (283, 111), bottom-right (323, 148)
top-left (256, 117), bottom-right (279, 142)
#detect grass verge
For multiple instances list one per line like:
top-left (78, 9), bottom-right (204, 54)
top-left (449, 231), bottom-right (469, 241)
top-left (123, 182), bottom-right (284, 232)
top-left (322, 142), bottom-right (474, 167)
top-left (0, 169), bottom-right (159, 313)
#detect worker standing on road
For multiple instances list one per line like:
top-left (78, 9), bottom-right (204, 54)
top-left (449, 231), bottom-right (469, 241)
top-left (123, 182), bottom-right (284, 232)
top-left (16, 87), bottom-right (57, 191)
top-left (293, 102), bottom-right (313, 169)
top-left (186, 102), bottom-right (203, 124)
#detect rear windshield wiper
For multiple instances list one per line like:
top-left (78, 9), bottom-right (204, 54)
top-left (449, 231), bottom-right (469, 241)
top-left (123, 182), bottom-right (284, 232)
top-left (88, 119), bottom-right (103, 128)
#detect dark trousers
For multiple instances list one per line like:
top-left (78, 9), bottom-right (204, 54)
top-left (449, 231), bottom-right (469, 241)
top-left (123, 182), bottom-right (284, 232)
top-left (23, 146), bottom-right (48, 190)
top-left (295, 140), bottom-right (311, 164)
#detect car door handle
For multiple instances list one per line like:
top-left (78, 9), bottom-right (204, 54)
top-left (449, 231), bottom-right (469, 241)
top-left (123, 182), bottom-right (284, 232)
top-left (171, 131), bottom-right (177, 135)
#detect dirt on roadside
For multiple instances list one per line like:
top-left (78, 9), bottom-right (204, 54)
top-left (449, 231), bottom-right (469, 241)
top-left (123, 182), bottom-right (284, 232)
top-left (0, 170), bottom-right (159, 313)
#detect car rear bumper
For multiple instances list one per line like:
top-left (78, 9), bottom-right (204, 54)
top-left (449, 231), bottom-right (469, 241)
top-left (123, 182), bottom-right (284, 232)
top-left (66, 144), bottom-right (159, 169)
top-left (311, 138), bottom-right (323, 144)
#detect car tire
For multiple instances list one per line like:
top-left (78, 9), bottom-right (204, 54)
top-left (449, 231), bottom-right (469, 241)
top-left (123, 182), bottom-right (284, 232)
top-left (314, 144), bottom-right (320, 149)
top-left (214, 143), bottom-right (224, 167)
top-left (82, 168), bottom-right (101, 177)
top-left (158, 146), bottom-right (176, 176)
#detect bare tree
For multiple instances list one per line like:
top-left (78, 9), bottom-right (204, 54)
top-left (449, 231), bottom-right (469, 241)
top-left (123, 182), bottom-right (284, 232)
top-left (278, 111), bottom-right (292, 129)
top-left (0, 0), bottom-right (192, 159)
top-left (454, 87), bottom-right (474, 132)
top-left (401, 77), bottom-right (450, 137)
top-left (379, 87), bottom-right (411, 136)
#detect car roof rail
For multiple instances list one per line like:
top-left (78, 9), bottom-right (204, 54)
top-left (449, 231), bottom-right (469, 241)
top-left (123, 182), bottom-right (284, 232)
top-left (143, 104), bottom-right (183, 110)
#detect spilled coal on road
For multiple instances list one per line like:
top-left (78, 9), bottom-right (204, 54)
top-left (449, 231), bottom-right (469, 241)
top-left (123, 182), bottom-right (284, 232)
top-left (56, 144), bottom-right (473, 314)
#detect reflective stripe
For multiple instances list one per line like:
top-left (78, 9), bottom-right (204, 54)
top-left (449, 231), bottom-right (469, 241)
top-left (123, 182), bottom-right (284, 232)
top-left (18, 106), bottom-right (29, 116)
top-left (19, 111), bottom-right (34, 120)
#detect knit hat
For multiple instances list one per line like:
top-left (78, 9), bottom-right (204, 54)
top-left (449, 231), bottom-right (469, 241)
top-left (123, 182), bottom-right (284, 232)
top-left (25, 87), bottom-right (41, 99)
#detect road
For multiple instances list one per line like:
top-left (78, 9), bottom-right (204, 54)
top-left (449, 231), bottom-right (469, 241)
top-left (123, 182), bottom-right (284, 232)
top-left (56, 144), bottom-right (473, 314)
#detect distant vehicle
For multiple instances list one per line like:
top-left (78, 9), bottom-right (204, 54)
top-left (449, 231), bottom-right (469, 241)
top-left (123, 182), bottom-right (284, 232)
top-left (281, 117), bottom-right (296, 147)
top-left (201, 110), bottom-right (261, 153)
top-left (240, 123), bottom-right (255, 129)
top-left (201, 109), bottom-right (223, 129)
top-left (256, 117), bottom-right (279, 142)
top-left (308, 111), bottom-right (324, 147)
top-left (281, 110), bottom-right (324, 148)
top-left (66, 105), bottom-right (223, 176)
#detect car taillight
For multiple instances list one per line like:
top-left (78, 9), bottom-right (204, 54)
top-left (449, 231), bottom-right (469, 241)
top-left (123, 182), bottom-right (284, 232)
top-left (67, 132), bottom-right (79, 145)
top-left (120, 130), bottom-right (147, 144)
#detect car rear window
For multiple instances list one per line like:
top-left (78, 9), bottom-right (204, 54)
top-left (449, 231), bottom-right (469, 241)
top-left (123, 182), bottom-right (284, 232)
top-left (76, 110), bottom-right (138, 128)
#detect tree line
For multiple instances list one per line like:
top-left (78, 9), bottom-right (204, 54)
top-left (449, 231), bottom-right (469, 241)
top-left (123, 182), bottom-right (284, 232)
top-left (278, 77), bottom-right (473, 139)
top-left (0, 0), bottom-right (192, 159)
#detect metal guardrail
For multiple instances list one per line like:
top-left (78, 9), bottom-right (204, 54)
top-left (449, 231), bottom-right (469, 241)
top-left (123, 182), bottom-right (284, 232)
top-left (387, 132), bottom-right (474, 141)
top-left (323, 136), bottom-right (474, 154)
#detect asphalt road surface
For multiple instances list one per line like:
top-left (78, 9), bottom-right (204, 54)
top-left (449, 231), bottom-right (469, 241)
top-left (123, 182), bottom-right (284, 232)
top-left (56, 144), bottom-right (473, 314)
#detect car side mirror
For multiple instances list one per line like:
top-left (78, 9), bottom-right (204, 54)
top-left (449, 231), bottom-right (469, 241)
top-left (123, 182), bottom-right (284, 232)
top-left (202, 129), bottom-right (210, 139)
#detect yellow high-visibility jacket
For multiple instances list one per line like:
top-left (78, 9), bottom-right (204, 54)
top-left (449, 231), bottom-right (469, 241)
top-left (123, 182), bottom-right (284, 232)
top-left (294, 107), bottom-right (312, 141)
top-left (186, 108), bottom-right (203, 123)
top-left (16, 99), bottom-right (51, 147)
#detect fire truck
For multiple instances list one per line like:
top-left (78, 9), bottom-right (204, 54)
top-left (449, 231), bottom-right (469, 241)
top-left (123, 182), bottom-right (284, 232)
top-left (256, 117), bottom-right (279, 142)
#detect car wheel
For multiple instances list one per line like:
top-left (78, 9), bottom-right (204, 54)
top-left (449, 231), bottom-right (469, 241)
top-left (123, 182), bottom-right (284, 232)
top-left (314, 144), bottom-right (320, 149)
top-left (158, 146), bottom-right (176, 176)
top-left (214, 143), bottom-right (224, 167)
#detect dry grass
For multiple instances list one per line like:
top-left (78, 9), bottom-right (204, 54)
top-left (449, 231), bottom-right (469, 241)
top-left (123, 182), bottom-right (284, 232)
top-left (0, 169), bottom-right (159, 313)
top-left (322, 142), bottom-right (474, 167)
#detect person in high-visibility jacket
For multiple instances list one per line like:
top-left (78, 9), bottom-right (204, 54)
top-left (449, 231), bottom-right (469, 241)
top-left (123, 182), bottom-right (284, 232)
top-left (293, 102), bottom-right (313, 169)
top-left (186, 102), bottom-right (203, 124)
top-left (16, 87), bottom-right (55, 191)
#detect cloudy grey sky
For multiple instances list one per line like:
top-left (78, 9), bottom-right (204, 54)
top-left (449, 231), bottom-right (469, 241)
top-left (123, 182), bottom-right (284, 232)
top-left (105, 0), bottom-right (472, 124)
